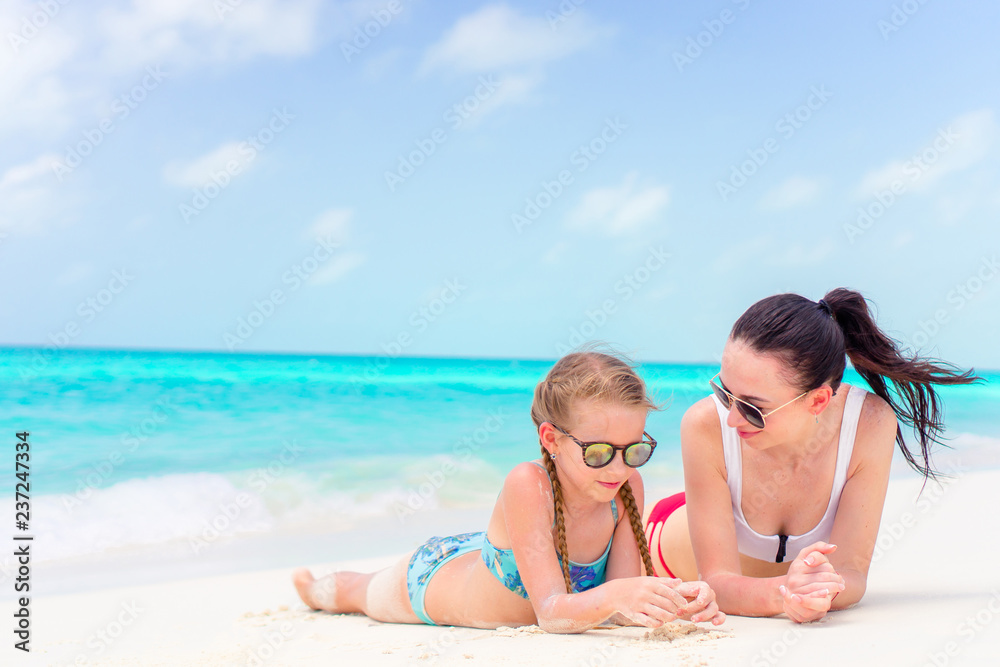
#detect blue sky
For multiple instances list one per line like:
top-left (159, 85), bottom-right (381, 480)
top-left (1, 0), bottom-right (998, 368)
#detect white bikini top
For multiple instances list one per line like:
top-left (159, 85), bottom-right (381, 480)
top-left (713, 384), bottom-right (867, 563)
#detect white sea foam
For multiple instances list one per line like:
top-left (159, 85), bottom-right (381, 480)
top-left (12, 456), bottom-right (504, 563)
top-left (12, 432), bottom-right (995, 564)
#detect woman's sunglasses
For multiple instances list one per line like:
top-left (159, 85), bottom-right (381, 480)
top-left (551, 424), bottom-right (656, 468)
top-left (709, 372), bottom-right (807, 429)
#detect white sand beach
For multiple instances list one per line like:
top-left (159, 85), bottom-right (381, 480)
top-left (16, 466), bottom-right (1000, 667)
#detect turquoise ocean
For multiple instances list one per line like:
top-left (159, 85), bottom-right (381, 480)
top-left (1, 348), bottom-right (997, 591)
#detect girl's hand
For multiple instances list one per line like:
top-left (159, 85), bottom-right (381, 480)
top-left (607, 577), bottom-right (690, 628)
top-left (673, 581), bottom-right (726, 625)
top-left (781, 542), bottom-right (845, 622)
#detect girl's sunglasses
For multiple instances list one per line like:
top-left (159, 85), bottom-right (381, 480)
top-left (551, 424), bottom-right (656, 468)
top-left (709, 372), bottom-right (807, 429)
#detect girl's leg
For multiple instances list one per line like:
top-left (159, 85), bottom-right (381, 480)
top-left (292, 553), bottom-right (421, 624)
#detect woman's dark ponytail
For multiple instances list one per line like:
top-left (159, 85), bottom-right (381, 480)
top-left (821, 288), bottom-right (980, 480)
top-left (731, 288), bottom-right (982, 481)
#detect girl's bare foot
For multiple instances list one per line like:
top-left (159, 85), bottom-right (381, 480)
top-left (293, 568), bottom-right (340, 611)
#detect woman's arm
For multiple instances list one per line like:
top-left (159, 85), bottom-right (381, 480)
top-left (682, 398), bottom-right (788, 616)
top-left (825, 392), bottom-right (898, 609)
top-left (685, 392), bottom-right (897, 619)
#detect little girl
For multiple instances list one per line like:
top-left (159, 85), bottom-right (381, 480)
top-left (292, 351), bottom-right (725, 632)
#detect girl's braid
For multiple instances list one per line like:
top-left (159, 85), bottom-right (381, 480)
top-left (542, 447), bottom-right (574, 593)
top-left (619, 479), bottom-right (654, 577)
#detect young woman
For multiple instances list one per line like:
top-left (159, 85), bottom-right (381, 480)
top-left (645, 289), bottom-right (979, 622)
top-left (294, 352), bottom-right (725, 631)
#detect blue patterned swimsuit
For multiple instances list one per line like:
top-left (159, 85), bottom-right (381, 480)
top-left (405, 462), bottom-right (619, 625)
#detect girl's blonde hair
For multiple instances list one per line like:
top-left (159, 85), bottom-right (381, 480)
top-left (530, 351), bottom-right (657, 592)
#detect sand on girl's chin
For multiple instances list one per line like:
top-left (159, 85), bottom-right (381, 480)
top-left (20, 468), bottom-right (1000, 666)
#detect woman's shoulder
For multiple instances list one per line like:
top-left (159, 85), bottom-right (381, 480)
top-left (844, 384), bottom-right (896, 433)
top-left (857, 388), bottom-right (897, 442)
top-left (681, 396), bottom-right (723, 435)
top-left (680, 396), bottom-right (726, 473)
top-left (844, 385), bottom-right (897, 473)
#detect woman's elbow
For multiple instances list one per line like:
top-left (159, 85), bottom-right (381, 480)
top-left (832, 581), bottom-right (866, 610)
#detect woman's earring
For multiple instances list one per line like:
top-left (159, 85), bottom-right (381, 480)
top-left (815, 415), bottom-right (819, 424)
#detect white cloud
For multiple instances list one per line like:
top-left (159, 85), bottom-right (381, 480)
top-left (0, 153), bottom-right (60, 190)
top-left (642, 283), bottom-right (677, 303)
top-left (420, 4), bottom-right (605, 75)
top-left (419, 4), bottom-right (608, 117)
top-left (709, 237), bottom-right (834, 272)
top-left (300, 208), bottom-right (362, 285)
top-left (97, 0), bottom-right (324, 71)
top-left (0, 153), bottom-right (63, 233)
top-left (759, 176), bottom-right (822, 211)
top-left (933, 190), bottom-right (980, 226)
top-left (855, 109), bottom-right (996, 198)
top-left (0, 3), bottom-right (80, 134)
top-left (776, 238), bottom-right (835, 266)
top-left (361, 47), bottom-right (404, 80)
top-left (566, 171), bottom-right (669, 236)
top-left (0, 0), bottom-right (326, 138)
top-left (542, 241), bottom-right (567, 264)
top-left (457, 72), bottom-right (545, 128)
top-left (53, 262), bottom-right (95, 287)
top-left (709, 237), bottom-right (771, 273)
top-left (892, 231), bottom-right (914, 248)
top-left (310, 252), bottom-right (366, 286)
top-left (163, 142), bottom-right (252, 188)
top-left (307, 208), bottom-right (353, 245)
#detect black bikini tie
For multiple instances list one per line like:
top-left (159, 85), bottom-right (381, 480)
top-left (776, 534), bottom-right (788, 563)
